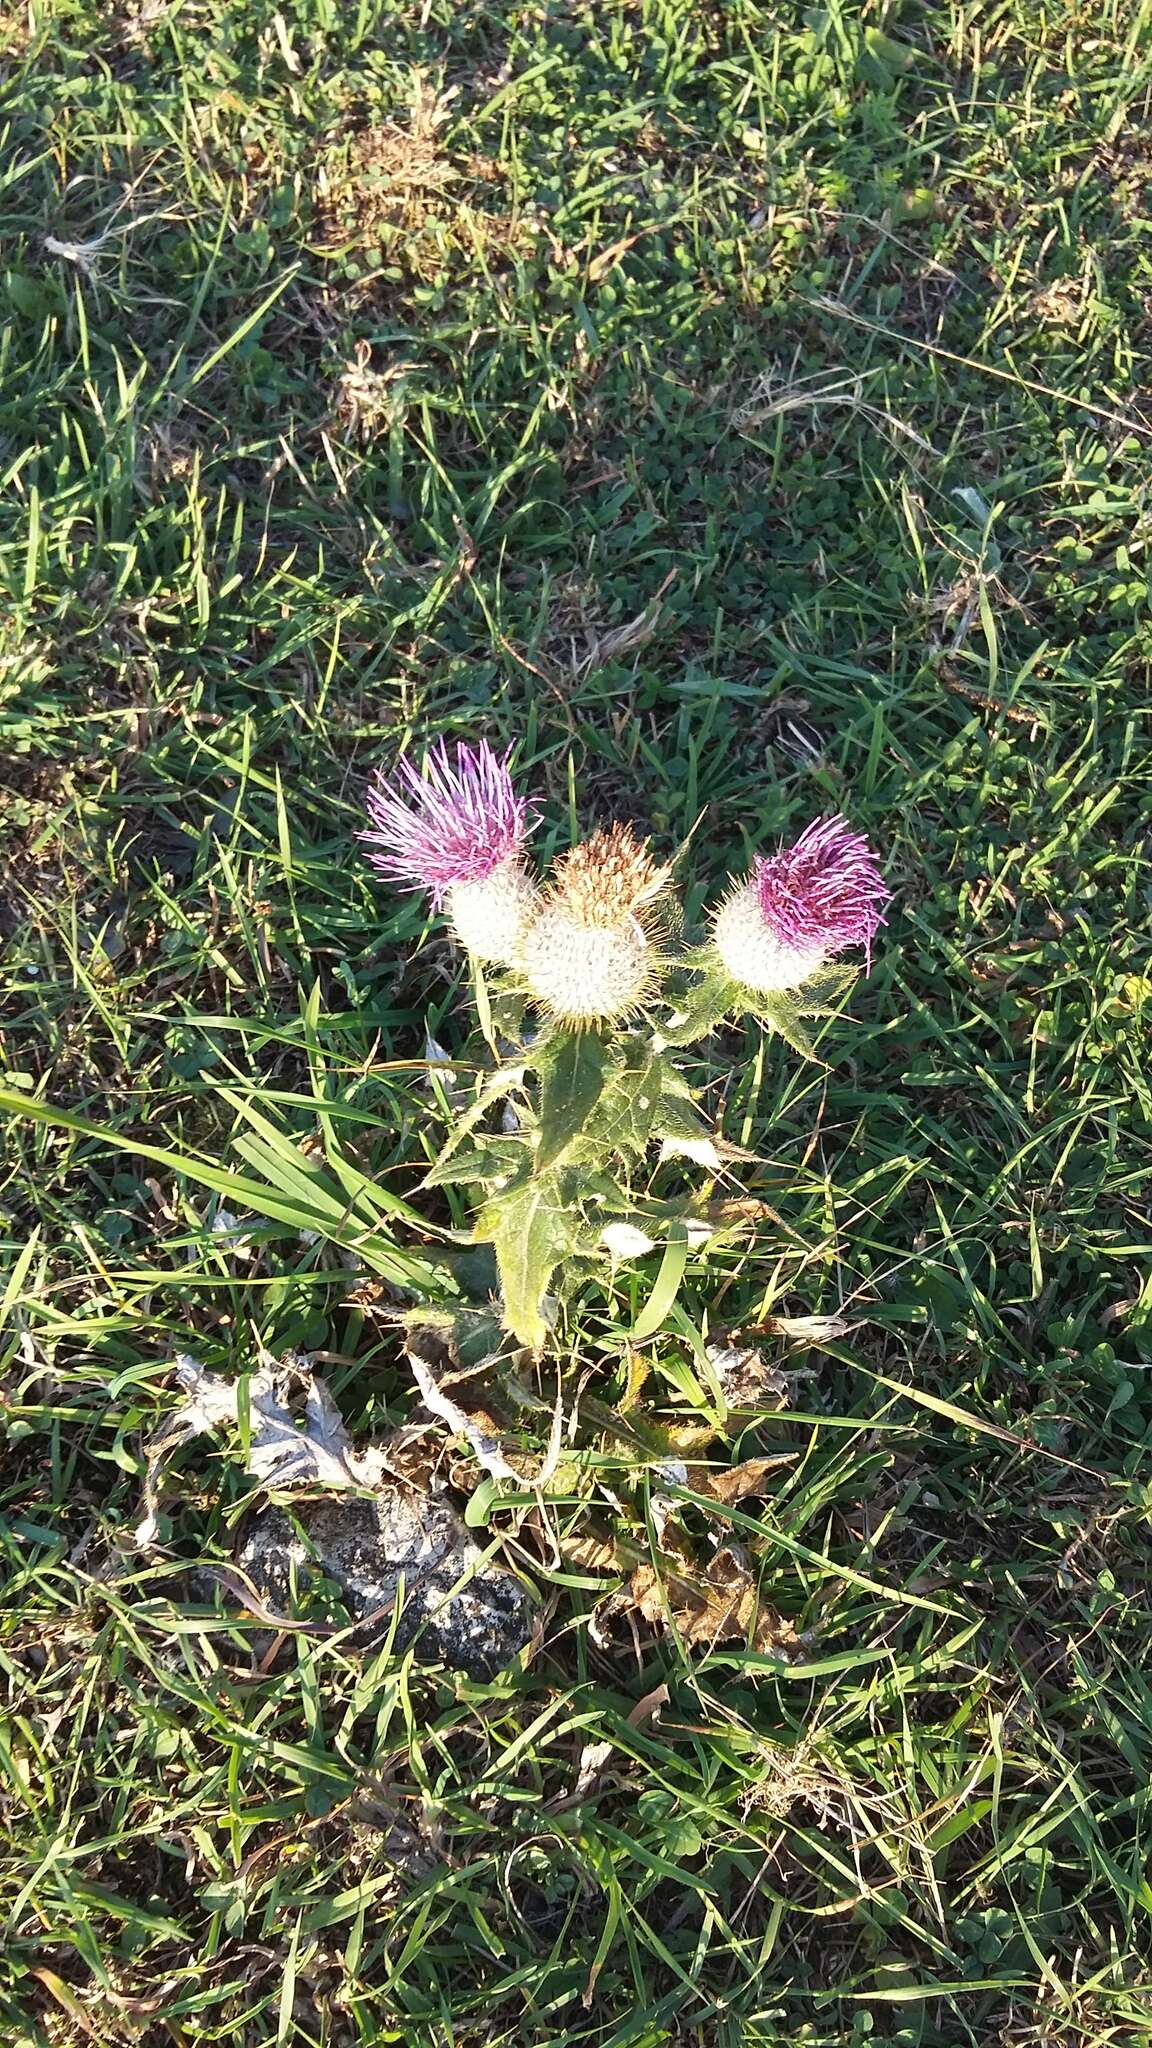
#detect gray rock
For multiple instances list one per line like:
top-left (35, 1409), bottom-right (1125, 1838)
top-left (232, 1490), bottom-right (537, 1680)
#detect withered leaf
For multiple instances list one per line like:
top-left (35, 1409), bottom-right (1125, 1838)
top-left (689, 1454), bottom-right (796, 1506)
top-left (705, 1340), bottom-right (794, 1411)
top-left (563, 1526), bottom-right (629, 1578)
top-left (135, 1356), bottom-right (390, 1547)
top-left (700, 1197), bottom-right (782, 1231)
top-left (557, 1680), bottom-right (670, 1809)
top-left (630, 1541), bottom-right (799, 1656)
top-left (657, 1422), bottom-right (726, 1455)
top-left (762, 1312), bottom-right (853, 1343)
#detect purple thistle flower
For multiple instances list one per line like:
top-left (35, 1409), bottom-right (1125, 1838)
top-left (712, 814), bottom-right (890, 994)
top-left (752, 815), bottom-right (889, 971)
top-left (361, 739), bottom-right (534, 908)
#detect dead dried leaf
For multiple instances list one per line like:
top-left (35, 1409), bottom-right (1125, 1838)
top-left (561, 1516), bottom-right (798, 1658)
top-left (572, 1739), bottom-right (615, 1800)
top-left (705, 1340), bottom-right (793, 1410)
top-left (701, 1197), bottom-right (780, 1230)
top-left (136, 1356), bottom-right (389, 1546)
top-left (690, 1454), bottom-right (796, 1505)
top-left (627, 1681), bottom-right (670, 1728)
top-left (658, 1420), bottom-right (728, 1453)
top-left (586, 230), bottom-right (647, 284)
top-left (763, 1313), bottom-right (854, 1343)
top-left (589, 602), bottom-right (662, 666)
top-left (27, 1969), bottom-right (107, 2045)
top-left (405, 1348), bottom-right (519, 1483)
top-left (249, 1370), bottom-right (390, 1491)
top-left (563, 1683), bottom-right (668, 1804)
top-left (630, 1540), bottom-right (799, 1656)
top-left (562, 1525), bottom-right (630, 1579)
top-left (583, 568), bottom-right (676, 671)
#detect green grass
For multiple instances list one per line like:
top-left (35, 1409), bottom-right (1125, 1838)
top-left (3, 0), bottom-right (1152, 2041)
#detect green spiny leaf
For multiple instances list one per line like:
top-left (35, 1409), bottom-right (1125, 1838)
top-left (422, 1136), bottom-right (528, 1189)
top-left (590, 1041), bottom-right (663, 1155)
top-left (758, 994), bottom-right (825, 1063)
top-left (655, 966), bottom-right (741, 1047)
top-left (793, 963), bottom-right (859, 1015)
top-left (435, 1061), bottom-right (528, 1168)
top-left (655, 1069), bottom-right (710, 1143)
top-left (536, 1028), bottom-right (609, 1169)
top-left (475, 1172), bottom-right (578, 1349)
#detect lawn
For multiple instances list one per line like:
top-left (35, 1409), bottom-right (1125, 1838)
top-left (2, 1), bottom-right (1152, 2042)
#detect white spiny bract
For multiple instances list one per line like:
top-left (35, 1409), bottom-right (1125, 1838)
top-left (712, 883), bottom-right (826, 993)
top-left (519, 908), bottom-right (651, 1025)
top-left (447, 859), bottom-right (539, 965)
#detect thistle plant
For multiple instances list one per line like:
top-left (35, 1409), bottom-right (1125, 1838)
top-left (363, 741), bottom-right (890, 1349)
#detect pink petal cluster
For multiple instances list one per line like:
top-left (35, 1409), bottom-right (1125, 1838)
top-left (361, 739), bottom-right (533, 906)
top-left (752, 815), bottom-right (889, 970)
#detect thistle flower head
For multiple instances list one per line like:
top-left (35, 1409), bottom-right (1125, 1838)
top-left (713, 814), bottom-right (889, 994)
top-left (548, 824), bottom-right (671, 932)
top-left (519, 824), bottom-right (669, 1025)
top-left (361, 738), bottom-right (533, 908)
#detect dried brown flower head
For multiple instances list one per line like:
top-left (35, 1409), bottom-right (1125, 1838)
top-left (547, 824), bottom-right (670, 931)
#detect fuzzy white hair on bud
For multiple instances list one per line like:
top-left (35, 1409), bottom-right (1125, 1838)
top-left (712, 883), bottom-right (826, 994)
top-left (447, 859), bottom-right (539, 964)
top-left (658, 1134), bottom-right (722, 1170)
top-left (600, 1222), bottom-right (656, 1258)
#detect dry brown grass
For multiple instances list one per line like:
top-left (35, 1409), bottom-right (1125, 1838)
top-left (314, 72), bottom-right (538, 285)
